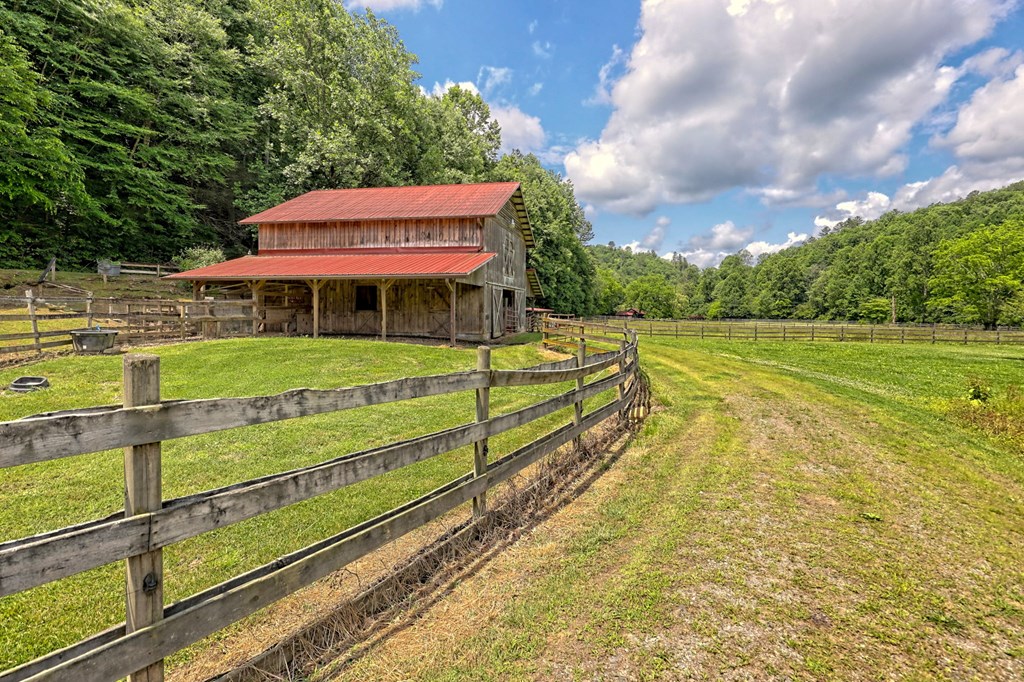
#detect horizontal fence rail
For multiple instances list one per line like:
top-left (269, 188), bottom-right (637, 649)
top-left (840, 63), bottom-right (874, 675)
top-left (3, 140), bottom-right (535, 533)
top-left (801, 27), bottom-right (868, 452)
top-left (0, 322), bottom-right (642, 682)
top-left (0, 294), bottom-right (255, 358)
top-left (575, 317), bottom-right (1024, 345)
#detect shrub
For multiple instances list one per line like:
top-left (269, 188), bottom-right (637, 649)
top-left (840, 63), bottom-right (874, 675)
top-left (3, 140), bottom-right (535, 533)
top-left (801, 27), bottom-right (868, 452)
top-left (175, 245), bottom-right (226, 272)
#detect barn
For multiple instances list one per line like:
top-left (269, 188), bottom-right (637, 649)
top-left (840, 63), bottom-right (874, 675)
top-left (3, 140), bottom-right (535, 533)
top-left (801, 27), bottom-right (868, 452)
top-left (168, 182), bottom-right (542, 343)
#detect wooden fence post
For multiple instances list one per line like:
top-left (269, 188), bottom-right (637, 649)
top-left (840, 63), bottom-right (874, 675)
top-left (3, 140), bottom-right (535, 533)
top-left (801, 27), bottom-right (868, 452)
top-left (870, 326), bottom-right (874, 343)
top-left (782, 325), bottom-right (786, 342)
top-left (810, 323), bottom-right (815, 341)
top-left (840, 325), bottom-right (845, 342)
top-left (617, 338), bottom-right (627, 419)
top-left (574, 337), bottom-right (586, 448)
top-left (25, 290), bottom-right (41, 353)
top-left (649, 321), bottom-right (653, 337)
top-left (86, 294), bottom-right (94, 328)
top-left (754, 323), bottom-right (758, 342)
top-left (932, 326), bottom-right (936, 344)
top-left (900, 328), bottom-right (905, 344)
top-left (123, 355), bottom-right (165, 682)
top-left (473, 346), bottom-right (490, 517)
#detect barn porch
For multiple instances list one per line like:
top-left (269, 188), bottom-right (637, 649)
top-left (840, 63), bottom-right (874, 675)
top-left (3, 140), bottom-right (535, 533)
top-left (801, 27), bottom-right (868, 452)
top-left (170, 252), bottom-right (499, 343)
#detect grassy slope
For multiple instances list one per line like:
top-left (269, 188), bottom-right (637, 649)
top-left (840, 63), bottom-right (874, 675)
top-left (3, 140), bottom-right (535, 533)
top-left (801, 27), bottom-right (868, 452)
top-left (0, 268), bottom-right (183, 299)
top-left (329, 339), bottom-right (1024, 681)
top-left (0, 337), bottom-right (616, 670)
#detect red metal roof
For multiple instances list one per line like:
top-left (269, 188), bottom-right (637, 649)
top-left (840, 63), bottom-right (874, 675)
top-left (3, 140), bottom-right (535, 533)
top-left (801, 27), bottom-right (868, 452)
top-left (240, 182), bottom-right (522, 224)
top-left (166, 252), bottom-right (496, 280)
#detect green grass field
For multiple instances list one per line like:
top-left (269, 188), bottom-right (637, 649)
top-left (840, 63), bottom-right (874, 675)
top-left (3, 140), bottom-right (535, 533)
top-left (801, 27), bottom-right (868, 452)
top-left (3, 336), bottom-right (1022, 679)
top-left (0, 337), bottom-right (613, 671)
top-left (328, 337), bottom-right (1024, 681)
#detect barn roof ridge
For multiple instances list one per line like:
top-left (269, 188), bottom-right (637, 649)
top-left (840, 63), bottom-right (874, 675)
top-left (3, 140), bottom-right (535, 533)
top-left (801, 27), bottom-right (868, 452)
top-left (240, 182), bottom-right (522, 224)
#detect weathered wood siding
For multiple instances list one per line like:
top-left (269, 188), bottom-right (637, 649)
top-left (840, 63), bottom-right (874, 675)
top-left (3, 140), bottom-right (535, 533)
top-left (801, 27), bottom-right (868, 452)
top-left (482, 201), bottom-right (528, 337)
top-left (258, 218), bottom-right (483, 252)
top-left (306, 280), bottom-right (485, 341)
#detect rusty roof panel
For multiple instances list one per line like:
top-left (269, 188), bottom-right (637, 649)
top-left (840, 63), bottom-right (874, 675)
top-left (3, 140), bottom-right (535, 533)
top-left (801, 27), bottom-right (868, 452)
top-left (240, 182), bottom-right (522, 224)
top-left (166, 252), bottom-right (496, 280)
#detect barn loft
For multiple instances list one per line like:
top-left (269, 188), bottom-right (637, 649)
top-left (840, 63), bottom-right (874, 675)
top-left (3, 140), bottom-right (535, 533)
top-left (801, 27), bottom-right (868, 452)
top-left (168, 182), bottom-right (541, 343)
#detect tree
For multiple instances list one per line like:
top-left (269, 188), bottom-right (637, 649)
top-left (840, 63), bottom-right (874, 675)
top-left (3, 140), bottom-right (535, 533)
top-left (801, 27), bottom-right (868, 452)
top-left (752, 253), bottom-right (804, 318)
top-left (624, 275), bottom-right (678, 319)
top-left (249, 0), bottom-right (424, 192)
top-left (418, 85), bottom-right (500, 185)
top-left (857, 297), bottom-right (891, 324)
top-left (0, 0), bottom-right (251, 266)
top-left (711, 252), bottom-right (753, 318)
top-left (595, 268), bottom-right (625, 315)
top-left (0, 27), bottom-right (83, 265)
top-left (928, 222), bottom-right (1024, 328)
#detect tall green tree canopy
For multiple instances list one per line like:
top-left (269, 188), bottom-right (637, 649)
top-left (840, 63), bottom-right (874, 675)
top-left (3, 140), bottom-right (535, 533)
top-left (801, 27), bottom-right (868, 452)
top-left (928, 222), bottom-right (1024, 328)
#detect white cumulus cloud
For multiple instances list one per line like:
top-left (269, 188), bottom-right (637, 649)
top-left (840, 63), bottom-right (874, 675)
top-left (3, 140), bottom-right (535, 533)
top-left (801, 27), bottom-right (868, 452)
top-left (677, 221), bottom-right (808, 267)
top-left (565, 0), bottom-right (1010, 215)
top-left (429, 79), bottom-right (479, 97)
top-left (478, 66), bottom-right (512, 95)
top-left (624, 216), bottom-right (672, 254)
top-left (816, 61), bottom-right (1024, 228)
top-left (745, 231), bottom-right (809, 259)
top-left (492, 105), bottom-right (546, 154)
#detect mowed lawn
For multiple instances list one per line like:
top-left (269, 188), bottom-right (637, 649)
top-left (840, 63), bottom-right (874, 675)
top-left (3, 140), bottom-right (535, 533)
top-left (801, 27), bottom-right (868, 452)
top-left (0, 336), bottom-right (615, 671)
top-left (327, 338), bottom-right (1024, 681)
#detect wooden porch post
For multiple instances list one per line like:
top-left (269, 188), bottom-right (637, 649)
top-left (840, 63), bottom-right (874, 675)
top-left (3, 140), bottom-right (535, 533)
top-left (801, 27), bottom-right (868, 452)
top-left (247, 280), bottom-right (264, 336)
top-left (446, 279), bottom-right (457, 346)
top-left (305, 279), bottom-right (324, 338)
top-left (379, 279), bottom-right (395, 341)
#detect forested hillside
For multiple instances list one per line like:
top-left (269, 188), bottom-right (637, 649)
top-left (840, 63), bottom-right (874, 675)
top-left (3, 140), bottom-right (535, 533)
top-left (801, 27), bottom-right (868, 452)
top-left (591, 182), bottom-right (1024, 327)
top-left (0, 0), bottom-right (595, 314)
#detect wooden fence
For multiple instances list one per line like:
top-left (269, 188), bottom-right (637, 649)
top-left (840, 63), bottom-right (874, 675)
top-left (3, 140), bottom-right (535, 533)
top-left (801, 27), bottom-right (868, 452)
top-left (583, 317), bottom-right (1024, 345)
top-left (0, 322), bottom-right (642, 681)
top-left (0, 294), bottom-right (254, 358)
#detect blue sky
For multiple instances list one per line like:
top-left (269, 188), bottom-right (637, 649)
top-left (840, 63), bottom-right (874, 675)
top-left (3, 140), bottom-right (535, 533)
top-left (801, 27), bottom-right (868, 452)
top-left (354, 0), bottom-right (1024, 266)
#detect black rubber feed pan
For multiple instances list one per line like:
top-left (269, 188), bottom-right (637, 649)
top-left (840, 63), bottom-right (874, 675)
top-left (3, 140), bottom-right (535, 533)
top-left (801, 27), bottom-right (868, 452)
top-left (9, 376), bottom-right (49, 392)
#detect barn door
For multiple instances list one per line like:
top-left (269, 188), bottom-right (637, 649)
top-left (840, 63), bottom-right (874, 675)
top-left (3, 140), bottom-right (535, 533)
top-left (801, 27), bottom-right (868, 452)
top-left (491, 286), bottom-right (503, 338)
top-left (428, 284), bottom-right (450, 338)
top-left (514, 290), bottom-right (524, 332)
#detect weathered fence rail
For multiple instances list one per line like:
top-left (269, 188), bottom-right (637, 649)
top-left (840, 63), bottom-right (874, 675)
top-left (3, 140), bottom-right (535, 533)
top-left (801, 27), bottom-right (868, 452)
top-left (579, 317), bottom-right (1024, 345)
top-left (0, 324), bottom-right (642, 681)
top-left (0, 295), bottom-right (254, 358)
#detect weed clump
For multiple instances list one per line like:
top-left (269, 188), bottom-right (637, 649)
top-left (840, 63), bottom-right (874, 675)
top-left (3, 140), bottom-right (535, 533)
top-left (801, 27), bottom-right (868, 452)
top-left (965, 377), bottom-right (993, 403)
top-left (949, 382), bottom-right (1024, 452)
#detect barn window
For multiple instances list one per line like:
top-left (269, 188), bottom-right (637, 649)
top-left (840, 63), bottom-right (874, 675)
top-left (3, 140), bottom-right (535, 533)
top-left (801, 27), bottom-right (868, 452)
top-left (355, 285), bottom-right (378, 312)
